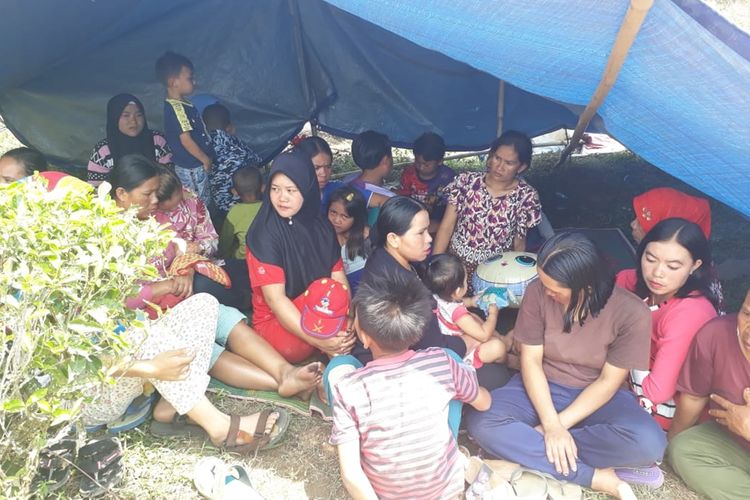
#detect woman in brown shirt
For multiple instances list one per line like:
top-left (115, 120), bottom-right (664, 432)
top-left (466, 232), bottom-right (667, 499)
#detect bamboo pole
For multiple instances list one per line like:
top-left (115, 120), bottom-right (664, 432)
top-left (555, 0), bottom-right (653, 167)
top-left (496, 80), bottom-right (506, 136)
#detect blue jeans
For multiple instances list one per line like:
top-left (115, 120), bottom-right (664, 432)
top-left (466, 374), bottom-right (666, 487)
top-left (174, 165), bottom-right (211, 208)
top-left (323, 348), bottom-right (465, 439)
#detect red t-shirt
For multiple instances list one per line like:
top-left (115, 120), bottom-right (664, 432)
top-left (677, 314), bottom-right (750, 450)
top-left (246, 248), bottom-right (343, 326)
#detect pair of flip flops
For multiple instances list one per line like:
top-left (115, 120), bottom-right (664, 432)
top-left (150, 408), bottom-right (290, 454)
top-left (78, 437), bottom-right (124, 498)
top-left (465, 456), bottom-right (582, 500)
top-left (193, 457), bottom-right (263, 499)
top-left (35, 435), bottom-right (124, 498)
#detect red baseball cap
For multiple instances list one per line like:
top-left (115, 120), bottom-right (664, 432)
top-left (300, 278), bottom-right (350, 339)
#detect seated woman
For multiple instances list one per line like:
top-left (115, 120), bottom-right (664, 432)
top-left (82, 294), bottom-right (291, 452)
top-left (293, 136), bottom-right (342, 210)
top-left (326, 186), bottom-right (371, 295)
top-left (0, 147), bottom-right (48, 185)
top-left (154, 165), bottom-right (253, 309)
top-left (110, 154), bottom-right (321, 395)
top-left (617, 218), bottom-right (717, 430)
top-left (349, 196), bottom-right (466, 364)
top-left (88, 93), bottom-right (173, 187)
top-left (245, 150), bottom-right (353, 363)
top-left (667, 288), bottom-right (750, 500)
top-left (467, 232), bottom-right (666, 499)
top-left (629, 186), bottom-right (724, 312)
top-left (433, 131), bottom-right (541, 291)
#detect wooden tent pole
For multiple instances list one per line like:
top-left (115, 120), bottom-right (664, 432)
top-left (496, 80), bottom-right (506, 136)
top-left (555, 0), bottom-right (653, 167)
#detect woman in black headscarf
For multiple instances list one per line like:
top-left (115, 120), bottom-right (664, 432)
top-left (87, 93), bottom-right (173, 186)
top-left (246, 150), bottom-right (354, 362)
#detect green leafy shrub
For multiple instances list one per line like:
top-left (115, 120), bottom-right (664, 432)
top-left (0, 179), bottom-right (171, 496)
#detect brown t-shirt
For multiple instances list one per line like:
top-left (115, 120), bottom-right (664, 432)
top-left (515, 279), bottom-right (651, 388)
top-left (677, 314), bottom-right (750, 450)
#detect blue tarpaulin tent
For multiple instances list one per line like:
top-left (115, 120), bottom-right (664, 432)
top-left (0, 0), bottom-right (748, 216)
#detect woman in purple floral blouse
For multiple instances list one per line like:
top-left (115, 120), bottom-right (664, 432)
top-left (433, 131), bottom-right (541, 288)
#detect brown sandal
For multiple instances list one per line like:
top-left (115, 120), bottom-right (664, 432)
top-left (222, 408), bottom-right (290, 454)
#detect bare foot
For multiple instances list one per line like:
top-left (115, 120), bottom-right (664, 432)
top-left (277, 362), bottom-right (323, 398)
top-left (210, 411), bottom-right (280, 447)
top-left (591, 468), bottom-right (635, 499)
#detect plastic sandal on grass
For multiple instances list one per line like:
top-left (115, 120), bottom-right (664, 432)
top-left (150, 408), bottom-right (289, 454)
top-left (466, 457), bottom-right (510, 499)
top-left (194, 457), bottom-right (264, 500)
top-left (220, 408), bottom-right (290, 454)
top-left (536, 472), bottom-right (582, 500)
top-left (150, 413), bottom-right (210, 440)
top-left (107, 392), bottom-right (156, 434)
top-left (466, 457), bottom-right (550, 500)
top-left (506, 467), bottom-right (549, 500)
top-left (77, 436), bottom-right (124, 498)
top-left (34, 433), bottom-right (77, 494)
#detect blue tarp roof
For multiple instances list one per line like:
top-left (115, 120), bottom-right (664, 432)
top-left (0, 0), bottom-right (748, 217)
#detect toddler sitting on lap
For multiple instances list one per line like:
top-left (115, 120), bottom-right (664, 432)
top-left (155, 167), bottom-right (218, 258)
top-left (330, 271), bottom-right (491, 500)
top-left (424, 254), bottom-right (507, 368)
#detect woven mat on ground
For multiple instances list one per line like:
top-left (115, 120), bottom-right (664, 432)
top-left (207, 378), bottom-right (332, 421)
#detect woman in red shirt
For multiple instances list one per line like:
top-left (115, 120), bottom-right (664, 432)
top-left (246, 151), bottom-right (354, 362)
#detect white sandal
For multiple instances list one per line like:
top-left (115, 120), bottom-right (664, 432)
top-left (193, 456), bottom-right (264, 500)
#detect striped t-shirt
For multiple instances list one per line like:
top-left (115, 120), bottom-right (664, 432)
top-left (331, 348), bottom-right (479, 500)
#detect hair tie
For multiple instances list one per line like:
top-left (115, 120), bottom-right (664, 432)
top-left (345, 192), bottom-right (354, 202)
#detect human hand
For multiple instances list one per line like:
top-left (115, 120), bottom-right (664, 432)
top-left (151, 279), bottom-right (177, 298)
top-left (202, 160), bottom-right (212, 173)
top-left (172, 271), bottom-right (194, 298)
top-left (541, 421), bottom-right (578, 476)
top-left (147, 348), bottom-right (195, 381)
top-left (487, 303), bottom-right (499, 316)
top-left (316, 329), bottom-right (356, 357)
top-left (709, 389), bottom-right (750, 440)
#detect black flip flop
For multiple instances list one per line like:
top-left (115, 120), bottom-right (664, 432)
top-left (77, 437), bottom-right (123, 498)
top-left (34, 436), bottom-right (77, 494)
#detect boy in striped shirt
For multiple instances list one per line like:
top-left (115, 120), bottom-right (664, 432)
top-left (330, 271), bottom-right (491, 500)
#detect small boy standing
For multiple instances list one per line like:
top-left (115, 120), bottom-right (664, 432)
top-left (202, 103), bottom-right (262, 220)
top-left (397, 132), bottom-right (455, 231)
top-left (155, 51), bottom-right (214, 206)
top-left (330, 271), bottom-right (491, 500)
top-left (218, 167), bottom-right (263, 260)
